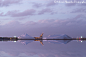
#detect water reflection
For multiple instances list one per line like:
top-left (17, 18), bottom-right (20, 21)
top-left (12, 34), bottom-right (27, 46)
top-left (0, 34), bottom-right (86, 57)
top-left (0, 40), bottom-right (86, 57)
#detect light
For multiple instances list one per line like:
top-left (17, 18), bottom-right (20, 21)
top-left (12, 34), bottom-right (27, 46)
top-left (14, 41), bottom-right (16, 42)
top-left (81, 41), bottom-right (82, 42)
top-left (81, 36), bottom-right (82, 38)
top-left (14, 36), bottom-right (16, 38)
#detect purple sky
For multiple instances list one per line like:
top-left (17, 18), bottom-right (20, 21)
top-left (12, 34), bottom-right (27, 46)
top-left (0, 0), bottom-right (86, 38)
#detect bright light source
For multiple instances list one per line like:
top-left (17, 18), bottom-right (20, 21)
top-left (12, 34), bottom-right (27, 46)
top-left (81, 36), bottom-right (82, 38)
top-left (14, 36), bottom-right (16, 38)
top-left (81, 41), bottom-right (82, 42)
top-left (14, 41), bottom-right (16, 42)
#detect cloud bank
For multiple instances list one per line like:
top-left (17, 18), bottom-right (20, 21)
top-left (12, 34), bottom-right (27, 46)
top-left (0, 0), bottom-right (22, 7)
top-left (0, 14), bottom-right (86, 37)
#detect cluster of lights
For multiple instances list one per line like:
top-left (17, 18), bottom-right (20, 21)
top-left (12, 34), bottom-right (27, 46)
top-left (77, 36), bottom-right (83, 43)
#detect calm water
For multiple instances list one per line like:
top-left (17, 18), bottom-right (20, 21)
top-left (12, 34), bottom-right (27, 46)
top-left (0, 40), bottom-right (86, 57)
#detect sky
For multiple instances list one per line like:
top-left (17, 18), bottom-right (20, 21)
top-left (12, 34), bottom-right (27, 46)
top-left (0, 0), bottom-right (86, 38)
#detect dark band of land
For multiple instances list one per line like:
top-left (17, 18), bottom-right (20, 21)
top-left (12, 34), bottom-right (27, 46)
top-left (18, 38), bottom-right (86, 40)
top-left (0, 37), bottom-right (86, 41)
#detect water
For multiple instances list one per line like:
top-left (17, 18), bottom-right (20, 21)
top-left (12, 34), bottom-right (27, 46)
top-left (0, 40), bottom-right (86, 57)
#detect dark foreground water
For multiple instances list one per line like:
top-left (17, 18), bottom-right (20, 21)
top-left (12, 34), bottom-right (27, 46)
top-left (0, 40), bottom-right (86, 57)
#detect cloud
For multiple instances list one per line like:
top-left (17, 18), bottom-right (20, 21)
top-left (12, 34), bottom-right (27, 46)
top-left (78, 3), bottom-right (86, 6)
top-left (71, 8), bottom-right (86, 13)
top-left (0, 0), bottom-right (22, 7)
top-left (38, 8), bottom-right (52, 15)
top-left (32, 2), bottom-right (43, 8)
top-left (38, 8), bottom-right (56, 15)
top-left (31, 0), bottom-right (57, 8)
top-left (65, 3), bottom-right (76, 6)
top-left (1, 8), bottom-right (56, 17)
top-left (6, 9), bottom-right (36, 17)
top-left (0, 12), bottom-right (5, 16)
top-left (46, 0), bottom-right (57, 6)
top-left (25, 21), bottom-right (37, 25)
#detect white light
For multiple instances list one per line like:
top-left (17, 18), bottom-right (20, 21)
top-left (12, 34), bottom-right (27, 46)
top-left (14, 36), bottom-right (16, 38)
top-left (81, 36), bottom-right (82, 38)
top-left (14, 41), bottom-right (16, 42)
top-left (81, 41), bottom-right (82, 42)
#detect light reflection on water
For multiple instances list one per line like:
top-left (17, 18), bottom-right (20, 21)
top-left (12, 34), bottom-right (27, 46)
top-left (0, 40), bottom-right (86, 57)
